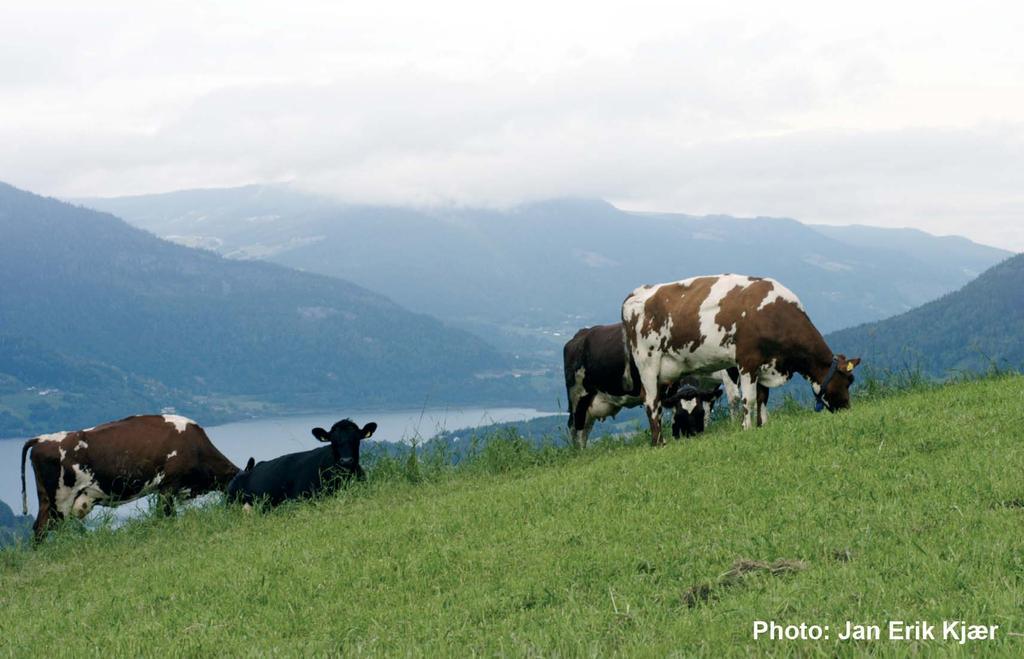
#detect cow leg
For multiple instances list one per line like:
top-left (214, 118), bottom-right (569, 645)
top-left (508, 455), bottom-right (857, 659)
top-left (722, 368), bottom-right (743, 421)
top-left (757, 384), bottom-right (770, 427)
top-left (578, 413), bottom-right (596, 449)
top-left (738, 372), bottom-right (758, 430)
top-left (571, 392), bottom-right (595, 449)
top-left (638, 371), bottom-right (664, 446)
top-left (645, 403), bottom-right (664, 446)
top-left (31, 461), bottom-right (59, 543)
top-left (32, 497), bottom-right (53, 543)
top-left (671, 408), bottom-right (684, 439)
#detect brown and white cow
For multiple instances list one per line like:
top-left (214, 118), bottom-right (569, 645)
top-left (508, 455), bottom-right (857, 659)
top-left (622, 274), bottom-right (861, 445)
top-left (20, 414), bottom-right (239, 541)
top-left (563, 323), bottom-right (729, 447)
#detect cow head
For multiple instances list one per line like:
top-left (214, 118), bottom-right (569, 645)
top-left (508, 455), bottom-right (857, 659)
top-left (312, 419), bottom-right (377, 461)
top-left (666, 383), bottom-right (723, 438)
top-left (817, 355), bottom-right (861, 412)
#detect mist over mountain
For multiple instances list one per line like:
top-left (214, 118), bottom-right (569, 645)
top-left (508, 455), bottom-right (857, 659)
top-left (827, 253), bottom-right (1024, 377)
top-left (0, 182), bottom-right (539, 437)
top-left (82, 186), bottom-right (1010, 362)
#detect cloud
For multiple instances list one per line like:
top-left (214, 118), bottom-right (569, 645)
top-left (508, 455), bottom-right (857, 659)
top-left (0, 1), bottom-right (1022, 250)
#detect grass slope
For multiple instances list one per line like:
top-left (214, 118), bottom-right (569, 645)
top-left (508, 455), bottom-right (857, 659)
top-left (2, 377), bottom-right (1024, 655)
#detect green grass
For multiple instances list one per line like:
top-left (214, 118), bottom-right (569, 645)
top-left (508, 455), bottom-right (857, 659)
top-left (2, 376), bottom-right (1024, 656)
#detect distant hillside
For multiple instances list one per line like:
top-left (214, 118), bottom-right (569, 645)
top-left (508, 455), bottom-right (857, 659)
top-left (827, 254), bottom-right (1024, 376)
top-left (0, 498), bottom-right (30, 547)
top-left (810, 224), bottom-right (1002, 280)
top-left (0, 182), bottom-right (535, 436)
top-left (0, 335), bottom-right (184, 436)
top-left (81, 186), bottom-right (1011, 361)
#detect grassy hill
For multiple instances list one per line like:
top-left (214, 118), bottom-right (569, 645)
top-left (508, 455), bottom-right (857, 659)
top-left (2, 376), bottom-right (1023, 654)
top-left (828, 253), bottom-right (1024, 378)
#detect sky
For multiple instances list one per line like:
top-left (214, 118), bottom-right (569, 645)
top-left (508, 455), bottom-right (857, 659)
top-left (1, 1), bottom-right (1022, 251)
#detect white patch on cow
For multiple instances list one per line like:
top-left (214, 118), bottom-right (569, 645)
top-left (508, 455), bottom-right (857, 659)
top-left (758, 359), bottom-right (790, 388)
top-left (82, 426), bottom-right (95, 432)
top-left (37, 431), bottom-right (68, 443)
top-left (54, 462), bottom-right (105, 517)
top-left (756, 280), bottom-right (805, 312)
top-left (588, 392), bottom-right (640, 421)
top-left (697, 274), bottom-right (752, 350)
top-left (162, 415), bottom-right (194, 433)
top-left (74, 440), bottom-right (88, 452)
top-left (143, 472), bottom-right (166, 491)
top-left (166, 450), bottom-right (178, 460)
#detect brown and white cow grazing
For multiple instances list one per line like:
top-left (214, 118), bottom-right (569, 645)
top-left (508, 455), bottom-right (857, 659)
top-left (622, 274), bottom-right (861, 445)
top-left (563, 323), bottom-right (729, 447)
top-left (20, 415), bottom-right (239, 541)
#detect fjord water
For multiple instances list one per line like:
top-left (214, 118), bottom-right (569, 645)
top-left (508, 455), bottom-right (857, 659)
top-left (0, 406), bottom-right (552, 518)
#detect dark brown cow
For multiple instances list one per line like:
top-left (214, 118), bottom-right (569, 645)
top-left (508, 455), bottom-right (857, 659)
top-left (622, 274), bottom-right (861, 445)
top-left (20, 414), bottom-right (239, 541)
top-left (563, 323), bottom-right (730, 447)
top-left (563, 324), bottom-right (643, 448)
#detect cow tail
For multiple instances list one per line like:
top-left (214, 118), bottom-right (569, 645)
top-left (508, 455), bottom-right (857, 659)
top-left (21, 438), bottom-right (37, 515)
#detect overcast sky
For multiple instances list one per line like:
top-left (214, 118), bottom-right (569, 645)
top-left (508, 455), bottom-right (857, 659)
top-left (1, 1), bottom-right (1022, 250)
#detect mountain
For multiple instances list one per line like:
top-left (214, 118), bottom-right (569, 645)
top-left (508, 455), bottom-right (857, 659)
top-left (81, 186), bottom-right (1011, 361)
top-left (0, 335), bottom-right (185, 436)
top-left (0, 498), bottom-right (31, 547)
top-left (0, 182), bottom-right (534, 437)
top-left (827, 254), bottom-right (1024, 377)
top-left (810, 224), bottom-right (1004, 281)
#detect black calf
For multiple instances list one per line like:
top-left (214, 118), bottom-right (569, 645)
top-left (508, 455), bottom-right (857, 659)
top-left (227, 419), bottom-right (377, 508)
top-left (664, 381), bottom-right (723, 438)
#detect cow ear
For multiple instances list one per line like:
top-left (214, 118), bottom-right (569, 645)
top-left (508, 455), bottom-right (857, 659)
top-left (312, 427), bottom-right (330, 442)
top-left (361, 422), bottom-right (377, 439)
top-left (848, 357), bottom-right (862, 370)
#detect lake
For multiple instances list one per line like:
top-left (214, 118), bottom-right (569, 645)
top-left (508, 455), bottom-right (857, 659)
top-left (0, 406), bottom-right (553, 519)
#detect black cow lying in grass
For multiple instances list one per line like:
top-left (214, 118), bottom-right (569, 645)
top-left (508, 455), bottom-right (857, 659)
top-left (227, 419), bottom-right (377, 509)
